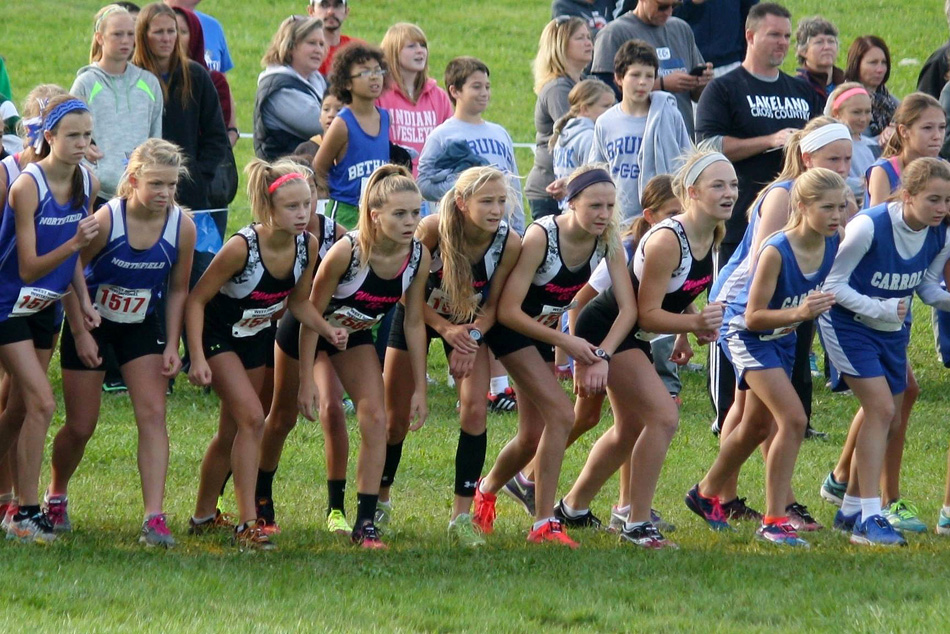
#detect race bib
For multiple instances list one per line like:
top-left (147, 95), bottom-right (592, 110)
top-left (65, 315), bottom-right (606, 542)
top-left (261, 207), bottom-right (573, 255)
top-left (427, 287), bottom-right (453, 317)
top-left (96, 285), bottom-right (151, 324)
top-left (534, 301), bottom-right (575, 329)
top-left (327, 306), bottom-right (378, 333)
top-left (232, 304), bottom-right (282, 338)
top-left (11, 287), bottom-right (63, 317)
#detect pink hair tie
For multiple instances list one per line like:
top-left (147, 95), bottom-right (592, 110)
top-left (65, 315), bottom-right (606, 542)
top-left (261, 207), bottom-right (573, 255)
top-left (832, 86), bottom-right (869, 111)
top-left (268, 172), bottom-right (306, 194)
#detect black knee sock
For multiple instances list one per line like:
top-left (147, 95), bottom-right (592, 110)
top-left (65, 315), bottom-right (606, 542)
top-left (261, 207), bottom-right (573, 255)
top-left (380, 441), bottom-right (404, 489)
top-left (455, 430), bottom-right (487, 497)
top-left (256, 468), bottom-right (276, 500)
top-left (219, 471), bottom-right (232, 499)
top-left (356, 493), bottom-right (379, 526)
top-left (327, 479), bottom-right (346, 514)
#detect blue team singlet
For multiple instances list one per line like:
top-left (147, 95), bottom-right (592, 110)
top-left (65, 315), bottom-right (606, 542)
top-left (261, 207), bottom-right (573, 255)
top-left (327, 107), bottom-right (391, 206)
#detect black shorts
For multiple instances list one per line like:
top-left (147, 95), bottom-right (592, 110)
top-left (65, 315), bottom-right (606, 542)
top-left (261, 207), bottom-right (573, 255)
top-left (386, 302), bottom-right (451, 357)
top-left (316, 328), bottom-right (375, 356)
top-left (575, 301), bottom-right (652, 360)
top-left (204, 322), bottom-right (276, 371)
top-left (485, 323), bottom-right (554, 363)
top-left (0, 305), bottom-right (59, 350)
top-left (60, 311), bottom-right (165, 371)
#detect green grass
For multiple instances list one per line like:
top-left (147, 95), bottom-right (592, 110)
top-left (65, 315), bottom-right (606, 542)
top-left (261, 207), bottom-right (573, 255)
top-left (4, 1), bottom-right (950, 631)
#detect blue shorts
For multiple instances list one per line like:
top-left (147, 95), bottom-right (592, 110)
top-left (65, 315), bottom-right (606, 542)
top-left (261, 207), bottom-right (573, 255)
top-left (818, 311), bottom-right (909, 395)
top-left (721, 330), bottom-right (795, 390)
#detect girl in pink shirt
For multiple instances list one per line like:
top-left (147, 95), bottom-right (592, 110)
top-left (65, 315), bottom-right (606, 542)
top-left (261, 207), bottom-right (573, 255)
top-left (378, 23), bottom-right (453, 177)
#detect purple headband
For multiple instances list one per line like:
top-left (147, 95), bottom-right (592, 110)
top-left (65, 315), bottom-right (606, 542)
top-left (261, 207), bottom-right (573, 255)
top-left (43, 100), bottom-right (90, 135)
top-left (566, 168), bottom-right (614, 202)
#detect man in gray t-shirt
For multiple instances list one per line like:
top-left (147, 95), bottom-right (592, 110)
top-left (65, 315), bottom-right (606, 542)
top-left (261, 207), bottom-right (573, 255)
top-left (591, 0), bottom-right (712, 137)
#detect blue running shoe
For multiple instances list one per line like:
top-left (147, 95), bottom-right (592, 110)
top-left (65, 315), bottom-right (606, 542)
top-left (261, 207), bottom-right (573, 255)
top-left (851, 514), bottom-right (907, 547)
top-left (833, 509), bottom-right (860, 534)
top-left (684, 485), bottom-right (733, 531)
top-left (755, 522), bottom-right (809, 547)
top-left (937, 508), bottom-right (950, 536)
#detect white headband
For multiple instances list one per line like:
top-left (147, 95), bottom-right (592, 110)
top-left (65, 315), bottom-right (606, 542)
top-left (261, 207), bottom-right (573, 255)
top-left (684, 152), bottom-right (729, 188)
top-left (799, 123), bottom-right (851, 155)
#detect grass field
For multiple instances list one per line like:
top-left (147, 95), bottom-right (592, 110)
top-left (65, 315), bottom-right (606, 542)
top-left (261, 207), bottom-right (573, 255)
top-left (5, 1), bottom-right (950, 632)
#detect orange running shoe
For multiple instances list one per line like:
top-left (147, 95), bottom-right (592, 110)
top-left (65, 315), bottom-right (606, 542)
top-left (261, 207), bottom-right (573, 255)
top-left (527, 518), bottom-right (579, 548)
top-left (472, 479), bottom-right (497, 534)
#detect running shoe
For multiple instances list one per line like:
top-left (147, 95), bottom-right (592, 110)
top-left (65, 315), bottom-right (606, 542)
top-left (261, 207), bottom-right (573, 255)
top-left (374, 500), bottom-right (392, 533)
top-left (526, 518), bottom-right (579, 548)
top-left (256, 497), bottom-right (280, 535)
top-left (326, 509), bottom-right (351, 535)
top-left (188, 509), bottom-right (237, 535)
top-left (351, 519), bottom-right (387, 549)
top-left (804, 425), bottom-right (828, 440)
top-left (820, 472), bottom-right (847, 507)
top-left (809, 352), bottom-right (821, 377)
top-left (487, 387), bottom-right (518, 413)
top-left (755, 521), bottom-right (809, 547)
top-left (684, 485), bottom-right (733, 531)
top-left (140, 514), bottom-right (176, 548)
top-left (883, 499), bottom-right (927, 533)
top-left (0, 500), bottom-right (14, 531)
top-left (342, 397), bottom-right (355, 414)
top-left (937, 508), bottom-right (950, 536)
top-left (448, 514), bottom-right (485, 548)
top-left (7, 509), bottom-right (56, 544)
top-left (472, 480), bottom-right (497, 535)
top-left (619, 521), bottom-right (678, 549)
top-left (102, 378), bottom-right (128, 393)
top-left (43, 492), bottom-right (71, 533)
top-left (233, 520), bottom-right (276, 552)
top-left (651, 508), bottom-right (676, 533)
top-left (721, 497), bottom-right (763, 522)
top-left (502, 474), bottom-right (536, 516)
top-left (554, 365), bottom-right (573, 382)
top-left (833, 509), bottom-right (860, 534)
top-left (786, 502), bottom-right (823, 532)
top-left (553, 499), bottom-right (602, 529)
top-left (1, 502), bottom-right (17, 533)
top-left (607, 506), bottom-right (628, 534)
top-left (850, 514), bottom-right (907, 547)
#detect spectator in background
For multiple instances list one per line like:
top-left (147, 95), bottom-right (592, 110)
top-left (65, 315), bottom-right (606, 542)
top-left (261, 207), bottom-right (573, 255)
top-left (165, 0), bottom-right (233, 73)
top-left (917, 0), bottom-right (950, 99)
top-left (0, 56), bottom-right (13, 104)
top-left (525, 16), bottom-right (593, 220)
top-left (115, 1), bottom-right (141, 18)
top-left (675, 0), bottom-right (758, 77)
top-left (253, 16), bottom-right (328, 161)
top-left (695, 2), bottom-right (820, 434)
top-left (845, 35), bottom-right (899, 142)
top-left (591, 0), bottom-right (712, 138)
top-left (308, 0), bottom-right (360, 77)
top-left (551, 0), bottom-right (635, 37)
top-left (794, 16), bottom-right (844, 103)
top-left (377, 23), bottom-right (452, 177)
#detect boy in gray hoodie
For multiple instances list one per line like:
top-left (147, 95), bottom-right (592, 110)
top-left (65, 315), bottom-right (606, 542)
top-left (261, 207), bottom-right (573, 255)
top-left (71, 5), bottom-right (162, 202)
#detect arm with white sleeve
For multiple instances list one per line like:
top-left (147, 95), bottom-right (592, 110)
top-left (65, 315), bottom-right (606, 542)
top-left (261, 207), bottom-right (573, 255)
top-left (915, 225), bottom-right (950, 310)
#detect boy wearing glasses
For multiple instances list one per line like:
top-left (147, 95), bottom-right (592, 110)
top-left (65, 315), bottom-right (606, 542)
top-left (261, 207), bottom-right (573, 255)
top-left (591, 0), bottom-right (711, 138)
top-left (313, 43), bottom-right (389, 229)
top-left (417, 57), bottom-right (525, 233)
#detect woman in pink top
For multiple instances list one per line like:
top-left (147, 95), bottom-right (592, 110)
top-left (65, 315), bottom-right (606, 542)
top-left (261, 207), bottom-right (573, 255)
top-left (378, 23), bottom-right (453, 178)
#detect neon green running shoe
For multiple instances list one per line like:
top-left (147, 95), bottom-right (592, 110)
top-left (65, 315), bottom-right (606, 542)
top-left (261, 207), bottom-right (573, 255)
top-left (326, 509), bottom-right (351, 535)
top-left (448, 514), bottom-right (485, 548)
top-left (883, 499), bottom-right (927, 533)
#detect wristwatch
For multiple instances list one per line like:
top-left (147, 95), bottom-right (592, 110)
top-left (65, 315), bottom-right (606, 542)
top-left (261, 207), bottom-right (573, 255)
top-left (594, 348), bottom-right (611, 362)
top-left (469, 328), bottom-right (483, 343)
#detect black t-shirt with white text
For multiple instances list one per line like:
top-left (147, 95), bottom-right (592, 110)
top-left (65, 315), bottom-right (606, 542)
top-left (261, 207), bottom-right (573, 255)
top-left (696, 67), bottom-right (821, 244)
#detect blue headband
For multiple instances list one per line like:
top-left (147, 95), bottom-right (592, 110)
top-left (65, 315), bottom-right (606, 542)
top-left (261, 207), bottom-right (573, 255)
top-left (566, 168), bottom-right (614, 202)
top-left (43, 100), bottom-right (90, 135)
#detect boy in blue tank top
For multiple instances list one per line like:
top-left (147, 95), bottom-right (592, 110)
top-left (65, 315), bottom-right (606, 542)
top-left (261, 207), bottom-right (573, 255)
top-left (314, 43), bottom-right (390, 230)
